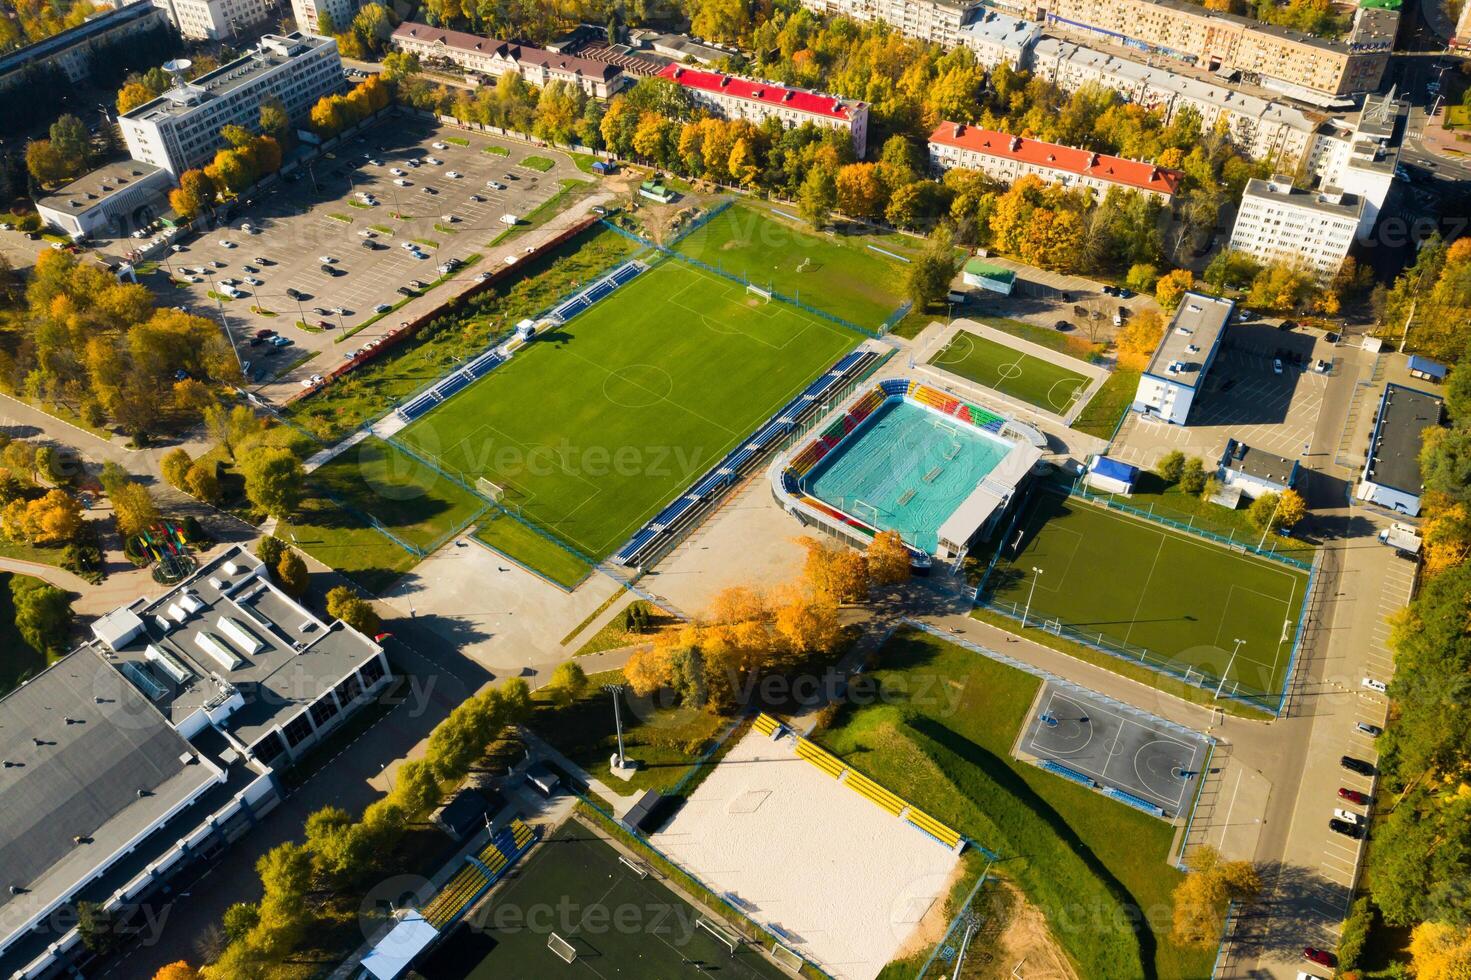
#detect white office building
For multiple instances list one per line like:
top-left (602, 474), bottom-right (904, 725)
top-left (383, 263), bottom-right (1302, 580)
top-left (0, 545), bottom-right (391, 978)
top-left (1304, 91), bottom-right (1402, 235)
top-left (120, 32), bottom-right (343, 176)
top-left (36, 160), bottom-right (173, 240)
top-left (152, 0), bottom-right (273, 41)
top-left (1358, 383), bottom-right (1444, 517)
top-left (290, 0), bottom-right (359, 35)
top-left (1228, 175), bottom-right (1362, 277)
top-left (1132, 291), bottom-right (1234, 424)
top-left (799, 0), bottom-right (982, 48)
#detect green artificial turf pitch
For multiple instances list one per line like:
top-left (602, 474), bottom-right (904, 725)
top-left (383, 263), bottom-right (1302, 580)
top-left (985, 490), bottom-right (1308, 701)
top-left (450, 821), bottom-right (790, 979)
top-left (394, 257), bottom-right (856, 573)
top-left (929, 330), bottom-right (1091, 413)
top-left (672, 202), bottom-right (908, 330)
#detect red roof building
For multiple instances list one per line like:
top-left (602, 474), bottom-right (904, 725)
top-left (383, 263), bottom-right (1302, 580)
top-left (927, 121), bottom-right (1182, 201)
top-left (658, 63), bottom-right (869, 157)
top-left (392, 23), bottom-right (630, 99)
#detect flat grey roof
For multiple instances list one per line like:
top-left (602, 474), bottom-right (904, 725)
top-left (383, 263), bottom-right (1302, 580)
top-left (122, 33), bottom-right (333, 123)
top-left (0, 651), bottom-right (217, 940)
top-left (1145, 292), bottom-right (1234, 390)
top-left (1365, 383), bottom-right (1443, 494)
top-left (1241, 176), bottom-right (1364, 218)
top-left (37, 160), bottom-right (167, 216)
top-left (1221, 439), bottom-right (1297, 486)
top-left (101, 544), bottom-right (383, 746)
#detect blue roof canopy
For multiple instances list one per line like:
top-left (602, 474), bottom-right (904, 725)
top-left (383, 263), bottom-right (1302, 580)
top-left (1090, 456), bottom-right (1139, 484)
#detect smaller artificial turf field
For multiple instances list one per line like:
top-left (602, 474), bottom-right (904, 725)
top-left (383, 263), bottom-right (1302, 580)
top-left (394, 256), bottom-right (856, 574)
top-left (443, 821), bottom-right (790, 979)
top-left (671, 202), bottom-right (908, 329)
top-left (929, 329), bottom-right (1091, 413)
top-left (984, 490), bottom-right (1308, 702)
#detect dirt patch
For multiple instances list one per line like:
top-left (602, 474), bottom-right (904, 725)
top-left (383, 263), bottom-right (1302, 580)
top-left (973, 880), bottom-right (1078, 980)
top-left (893, 857), bottom-right (970, 960)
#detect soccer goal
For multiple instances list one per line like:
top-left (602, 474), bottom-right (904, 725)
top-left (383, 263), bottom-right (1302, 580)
top-left (795, 256), bottom-right (814, 273)
top-left (697, 917), bottom-right (740, 954)
top-left (851, 498), bottom-right (881, 526)
top-left (548, 933), bottom-right (577, 963)
top-left (746, 283), bottom-right (773, 302)
top-left (475, 476), bottom-right (505, 502)
top-left (619, 854), bottom-right (650, 879)
top-left (771, 942), bottom-right (805, 971)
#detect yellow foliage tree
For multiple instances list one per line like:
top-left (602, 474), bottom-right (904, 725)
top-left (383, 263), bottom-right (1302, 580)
top-left (1115, 308), bottom-right (1166, 369)
top-left (624, 646), bottom-right (674, 696)
top-left (798, 536), bottom-right (869, 604)
top-left (1155, 269), bottom-right (1194, 310)
top-left (866, 530), bottom-right (911, 587)
top-left (2, 489), bottom-right (81, 545)
top-left (1409, 921), bottom-right (1471, 980)
top-left (773, 588), bottom-right (841, 655)
top-left (153, 962), bottom-right (200, 980)
top-left (1170, 847), bottom-right (1261, 948)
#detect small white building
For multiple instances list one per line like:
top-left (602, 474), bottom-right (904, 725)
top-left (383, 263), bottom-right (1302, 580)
top-left (927, 122), bottom-right (1182, 202)
top-left (1085, 456), bottom-right (1139, 495)
top-left (1228, 175), bottom-right (1362, 278)
top-left (1357, 383), bottom-right (1444, 517)
top-left (1217, 438), bottom-right (1299, 499)
top-left (659, 63), bottom-right (870, 159)
top-left (36, 160), bottom-right (173, 241)
top-left (1132, 292), bottom-right (1234, 425)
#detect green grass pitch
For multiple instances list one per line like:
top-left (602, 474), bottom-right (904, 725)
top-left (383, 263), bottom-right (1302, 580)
top-left (444, 821), bottom-right (791, 979)
top-left (929, 330), bottom-right (1091, 413)
top-left (394, 257), bottom-right (856, 576)
top-left (984, 490), bottom-right (1308, 701)
top-left (672, 202), bottom-right (907, 330)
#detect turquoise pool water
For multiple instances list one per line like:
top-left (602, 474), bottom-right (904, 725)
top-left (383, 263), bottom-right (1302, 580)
top-left (805, 397), bottom-right (1012, 552)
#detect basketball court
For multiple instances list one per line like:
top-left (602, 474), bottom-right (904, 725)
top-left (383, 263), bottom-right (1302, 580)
top-left (1017, 681), bottom-right (1210, 818)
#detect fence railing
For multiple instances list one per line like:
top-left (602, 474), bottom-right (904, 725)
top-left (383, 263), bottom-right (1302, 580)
top-left (914, 862), bottom-right (995, 980)
top-left (664, 197), bottom-right (734, 249)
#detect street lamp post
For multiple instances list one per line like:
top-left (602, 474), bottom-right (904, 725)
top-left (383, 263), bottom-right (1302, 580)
top-left (603, 683), bottom-right (627, 769)
top-left (1215, 638), bottom-right (1245, 700)
top-left (1022, 566), bottom-right (1043, 628)
top-left (204, 269), bottom-right (245, 373)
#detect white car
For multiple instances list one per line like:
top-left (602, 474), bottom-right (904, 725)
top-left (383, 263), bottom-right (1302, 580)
top-left (486, 180), bottom-right (506, 190)
top-left (446, 170), bottom-right (462, 179)
top-left (394, 178), bottom-right (411, 187)
top-left (441, 214), bottom-right (459, 223)
top-left (469, 194), bottom-right (483, 202)
top-left (432, 141), bottom-right (447, 150)
top-left (424, 156), bottom-right (442, 165)
top-left (405, 158), bottom-right (420, 168)
top-left (1333, 808), bottom-right (1363, 825)
top-left (1362, 677), bottom-right (1387, 693)
top-left (219, 239), bottom-right (236, 248)
top-left (241, 223), bottom-right (256, 234)
top-left (320, 255), bottom-right (338, 264)
top-left (359, 229), bottom-right (376, 238)
top-left (390, 167), bottom-right (406, 176)
top-left (245, 276), bottom-right (263, 286)
top-left (170, 244), bottom-right (185, 252)
top-left (300, 374), bottom-right (324, 389)
top-left (220, 277), bottom-right (238, 286)
top-left (1272, 358), bottom-right (1283, 375)
top-left (374, 302), bottom-right (392, 313)
top-left (332, 306), bottom-right (347, 315)
top-left (475, 271), bottom-right (491, 282)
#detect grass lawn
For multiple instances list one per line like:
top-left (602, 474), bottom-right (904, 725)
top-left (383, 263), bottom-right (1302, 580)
top-left (983, 489), bottom-right (1308, 703)
top-left (472, 510), bottom-right (591, 590)
top-left (530, 671), bottom-right (730, 797)
top-left (445, 135), bottom-right (470, 146)
top-left (1074, 367), bottom-right (1140, 439)
top-left (930, 329), bottom-right (1091, 413)
top-left (0, 573), bottom-right (50, 695)
top-left (279, 495), bottom-right (417, 595)
top-left (519, 155), bottom-right (555, 172)
top-left (819, 627), bottom-right (1215, 980)
top-left (574, 599), bottom-right (671, 656)
top-left (396, 256), bottom-right (857, 572)
top-left (974, 316), bottom-right (1106, 361)
top-left (672, 202), bottom-right (909, 330)
top-left (286, 225), bottom-right (637, 442)
top-left (482, 144), bottom-right (511, 155)
top-left (443, 819), bottom-right (790, 979)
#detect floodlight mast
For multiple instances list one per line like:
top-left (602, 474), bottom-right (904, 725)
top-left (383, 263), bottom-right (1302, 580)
top-left (604, 683), bottom-right (627, 768)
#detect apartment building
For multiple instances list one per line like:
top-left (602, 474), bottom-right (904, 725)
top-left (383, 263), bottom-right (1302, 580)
top-left (1029, 38), bottom-right (1323, 171)
top-left (391, 22), bottom-right (629, 99)
top-left (1228, 175), bottom-right (1363, 276)
top-left (927, 121), bottom-right (1182, 201)
top-left (0, 545), bottom-right (391, 978)
top-left (799, 0), bottom-right (982, 48)
top-left (290, 0), bottom-right (359, 35)
top-left (1029, 0), bottom-right (1391, 99)
top-left (659, 63), bottom-right (870, 158)
top-left (0, 0), bottom-right (170, 93)
top-left (957, 9), bottom-right (1042, 69)
top-left (1304, 90), bottom-right (1401, 233)
top-left (120, 32), bottom-right (344, 176)
top-left (152, 0), bottom-right (272, 40)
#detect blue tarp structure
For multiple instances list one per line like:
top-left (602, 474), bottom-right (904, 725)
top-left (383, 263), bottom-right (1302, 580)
top-left (1089, 456), bottom-right (1139, 487)
top-left (1408, 355), bottom-right (1447, 382)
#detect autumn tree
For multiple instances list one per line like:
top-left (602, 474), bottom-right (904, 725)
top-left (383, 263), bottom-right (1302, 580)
top-left (275, 548), bottom-right (308, 599)
top-left (1409, 922), bottom-right (1471, 980)
top-left (160, 447), bottom-right (192, 490)
top-left (836, 162), bottom-right (887, 220)
top-left (1179, 457), bottom-right (1207, 495)
top-left (326, 585), bottom-right (380, 635)
top-left (1171, 847), bottom-right (1261, 947)
top-left (110, 481), bottom-right (158, 539)
top-left (798, 536), bottom-right (868, 604)
top-left (546, 660), bottom-right (588, 707)
top-left (240, 446), bottom-right (303, 517)
top-left (1155, 269), bottom-right (1194, 310)
top-left (153, 963), bottom-right (200, 980)
top-left (1247, 488), bottom-right (1306, 533)
top-left (1115, 308), bottom-right (1166, 368)
top-left (185, 460), bottom-right (220, 504)
top-left (866, 530), bottom-right (911, 586)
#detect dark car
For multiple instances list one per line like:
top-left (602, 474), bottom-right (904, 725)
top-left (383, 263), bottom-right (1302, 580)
top-left (317, 319), bottom-right (333, 330)
top-left (1338, 787), bottom-right (1370, 805)
top-left (1304, 947), bottom-right (1337, 968)
top-left (286, 287), bottom-right (302, 300)
top-left (1117, 287), bottom-right (1135, 299)
top-left (248, 336), bottom-right (264, 347)
top-left (1102, 285), bottom-right (1118, 296)
top-left (1054, 320), bottom-right (1071, 331)
top-left (1342, 756), bottom-right (1376, 777)
top-left (1278, 319), bottom-right (1297, 331)
top-left (23, 231), bottom-right (39, 240)
top-left (396, 285), bottom-right (416, 296)
top-left (1329, 818), bottom-right (1364, 839)
top-left (255, 328), bottom-right (276, 339)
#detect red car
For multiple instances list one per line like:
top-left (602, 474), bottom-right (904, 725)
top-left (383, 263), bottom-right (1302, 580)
top-left (1338, 787), bottom-right (1370, 806)
top-left (1303, 946), bottom-right (1337, 968)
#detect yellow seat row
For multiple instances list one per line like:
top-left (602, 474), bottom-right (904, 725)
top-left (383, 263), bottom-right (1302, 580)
top-left (421, 864), bottom-right (489, 928)
top-left (906, 807), bottom-right (962, 849)
top-left (510, 819), bottom-right (535, 849)
top-left (795, 738), bottom-right (846, 779)
top-left (476, 843), bottom-right (509, 873)
top-left (844, 770), bottom-right (905, 815)
top-left (754, 713), bottom-right (781, 736)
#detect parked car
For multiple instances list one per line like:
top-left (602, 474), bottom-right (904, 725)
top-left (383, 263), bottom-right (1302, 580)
top-left (1102, 285), bottom-right (1118, 296)
top-left (374, 302), bottom-right (392, 313)
top-left (1303, 947), bottom-right (1337, 968)
top-left (469, 193), bottom-right (484, 202)
top-left (487, 180), bottom-right (506, 190)
top-left (1362, 677), bottom-right (1387, 693)
top-left (1054, 320), bottom-right (1071, 331)
top-left (390, 167), bottom-right (406, 176)
top-left (394, 178), bottom-right (411, 186)
top-left (1273, 358), bottom-right (1283, 375)
top-left (446, 170), bottom-right (462, 179)
top-left (219, 239), bottom-right (236, 248)
top-left (286, 287), bottom-right (302, 300)
top-left (1117, 287), bottom-right (1134, 299)
top-left (432, 141), bottom-right (447, 149)
top-left (1329, 819), bottom-right (1363, 839)
top-left (410, 279), bottom-right (426, 289)
top-left (422, 186), bottom-right (438, 195)
top-left (1341, 756), bottom-right (1376, 777)
top-left (1355, 722), bottom-right (1383, 737)
top-left (1338, 787), bottom-right (1370, 806)
top-left (319, 255), bottom-right (338, 264)
top-left (1333, 808), bottom-right (1363, 825)
top-left (254, 256), bottom-right (272, 265)
top-left (269, 335), bottom-right (293, 347)
top-left (396, 285), bottom-right (417, 296)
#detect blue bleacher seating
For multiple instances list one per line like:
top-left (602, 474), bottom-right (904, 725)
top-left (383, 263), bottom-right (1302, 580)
top-left (1038, 760), bottom-right (1097, 789)
top-left (1101, 786), bottom-right (1167, 817)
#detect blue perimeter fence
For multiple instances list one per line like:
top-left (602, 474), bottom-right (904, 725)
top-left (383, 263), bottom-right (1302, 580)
top-left (972, 483), bottom-right (1322, 715)
top-left (599, 217), bottom-right (899, 340)
top-left (914, 862), bottom-right (995, 980)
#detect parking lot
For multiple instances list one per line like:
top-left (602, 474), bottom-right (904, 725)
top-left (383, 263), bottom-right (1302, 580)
top-left (150, 115), bottom-right (590, 390)
top-left (1110, 324), bottom-right (1341, 471)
